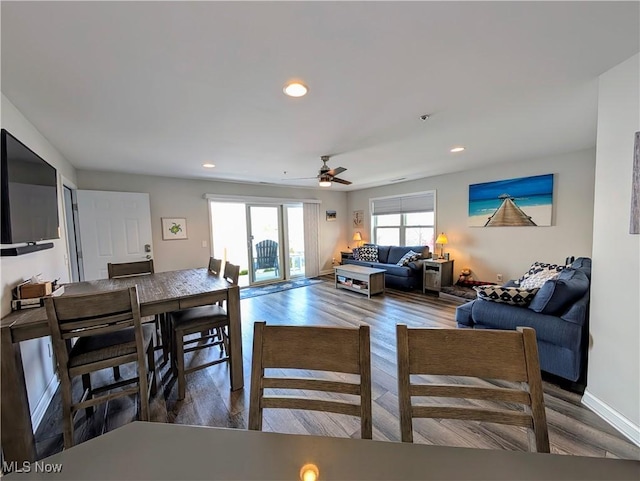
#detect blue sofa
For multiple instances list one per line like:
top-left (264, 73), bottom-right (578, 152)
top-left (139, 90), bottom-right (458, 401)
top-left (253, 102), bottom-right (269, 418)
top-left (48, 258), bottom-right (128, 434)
top-left (456, 257), bottom-right (591, 383)
top-left (343, 244), bottom-right (430, 290)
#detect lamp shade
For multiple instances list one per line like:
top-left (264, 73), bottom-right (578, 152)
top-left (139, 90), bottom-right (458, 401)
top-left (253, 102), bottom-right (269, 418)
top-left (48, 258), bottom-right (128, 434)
top-left (353, 232), bottom-right (362, 242)
top-left (435, 233), bottom-right (448, 245)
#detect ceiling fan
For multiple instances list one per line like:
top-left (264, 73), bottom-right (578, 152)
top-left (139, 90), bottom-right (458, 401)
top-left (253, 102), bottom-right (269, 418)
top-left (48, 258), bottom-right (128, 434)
top-left (317, 155), bottom-right (351, 187)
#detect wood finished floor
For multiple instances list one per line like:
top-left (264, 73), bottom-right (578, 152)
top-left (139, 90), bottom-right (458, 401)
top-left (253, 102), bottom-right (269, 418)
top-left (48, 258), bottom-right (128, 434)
top-left (35, 278), bottom-right (640, 461)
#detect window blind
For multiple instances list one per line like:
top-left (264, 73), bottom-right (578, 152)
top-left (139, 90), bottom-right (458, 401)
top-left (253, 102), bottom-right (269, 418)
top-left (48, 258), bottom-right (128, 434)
top-left (371, 192), bottom-right (435, 215)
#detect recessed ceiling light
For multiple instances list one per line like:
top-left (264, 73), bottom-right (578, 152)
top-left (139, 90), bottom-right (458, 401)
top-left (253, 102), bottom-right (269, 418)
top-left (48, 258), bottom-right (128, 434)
top-left (450, 146), bottom-right (465, 153)
top-left (283, 81), bottom-right (309, 98)
top-left (202, 163), bottom-right (215, 168)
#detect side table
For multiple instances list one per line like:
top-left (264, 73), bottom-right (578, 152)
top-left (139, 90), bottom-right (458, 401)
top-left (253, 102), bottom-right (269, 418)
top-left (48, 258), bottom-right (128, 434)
top-left (423, 259), bottom-right (454, 293)
top-left (340, 251), bottom-right (354, 264)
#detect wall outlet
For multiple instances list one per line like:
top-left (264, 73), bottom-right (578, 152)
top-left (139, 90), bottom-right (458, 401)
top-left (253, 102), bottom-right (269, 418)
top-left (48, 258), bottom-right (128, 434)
top-left (496, 274), bottom-right (503, 282)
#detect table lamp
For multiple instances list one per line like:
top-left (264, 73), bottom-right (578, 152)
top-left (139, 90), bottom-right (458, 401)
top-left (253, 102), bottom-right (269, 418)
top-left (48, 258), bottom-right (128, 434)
top-left (435, 232), bottom-right (448, 259)
top-left (353, 231), bottom-right (363, 248)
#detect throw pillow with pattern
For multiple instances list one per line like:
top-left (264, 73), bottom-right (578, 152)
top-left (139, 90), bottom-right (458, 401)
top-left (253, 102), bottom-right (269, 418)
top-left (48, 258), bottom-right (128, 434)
top-left (358, 245), bottom-right (379, 262)
top-left (474, 285), bottom-right (539, 306)
top-left (519, 269), bottom-right (561, 289)
top-left (516, 261), bottom-right (565, 285)
top-left (396, 250), bottom-right (422, 266)
top-left (352, 247), bottom-right (361, 260)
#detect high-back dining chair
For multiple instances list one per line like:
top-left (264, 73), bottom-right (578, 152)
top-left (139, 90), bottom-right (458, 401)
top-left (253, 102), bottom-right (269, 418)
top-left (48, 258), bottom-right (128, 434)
top-left (248, 322), bottom-right (372, 439)
top-left (208, 257), bottom-right (222, 276)
top-left (170, 261), bottom-right (240, 400)
top-left (107, 259), bottom-right (167, 367)
top-left (396, 325), bottom-right (549, 452)
top-left (45, 287), bottom-right (157, 448)
top-left (107, 259), bottom-right (154, 278)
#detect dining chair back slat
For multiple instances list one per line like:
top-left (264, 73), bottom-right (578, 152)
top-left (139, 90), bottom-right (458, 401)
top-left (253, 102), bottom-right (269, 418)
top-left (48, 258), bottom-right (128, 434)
top-left (208, 257), bottom-right (222, 276)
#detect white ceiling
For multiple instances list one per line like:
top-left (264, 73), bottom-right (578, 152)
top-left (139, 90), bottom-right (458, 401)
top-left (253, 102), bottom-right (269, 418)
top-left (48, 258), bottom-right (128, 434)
top-left (1, 1), bottom-right (638, 191)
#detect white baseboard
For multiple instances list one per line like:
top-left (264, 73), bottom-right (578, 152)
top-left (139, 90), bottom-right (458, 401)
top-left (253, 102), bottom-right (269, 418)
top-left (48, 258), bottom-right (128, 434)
top-left (31, 373), bottom-right (59, 431)
top-left (582, 389), bottom-right (640, 447)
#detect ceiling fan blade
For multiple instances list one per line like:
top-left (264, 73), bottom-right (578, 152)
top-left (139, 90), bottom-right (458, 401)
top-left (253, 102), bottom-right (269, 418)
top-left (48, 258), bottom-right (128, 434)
top-left (331, 176), bottom-right (352, 185)
top-left (327, 166), bottom-right (346, 177)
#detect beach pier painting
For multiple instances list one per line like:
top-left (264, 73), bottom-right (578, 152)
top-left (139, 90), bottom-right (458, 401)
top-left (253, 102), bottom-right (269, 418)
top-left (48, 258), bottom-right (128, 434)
top-left (469, 174), bottom-right (554, 227)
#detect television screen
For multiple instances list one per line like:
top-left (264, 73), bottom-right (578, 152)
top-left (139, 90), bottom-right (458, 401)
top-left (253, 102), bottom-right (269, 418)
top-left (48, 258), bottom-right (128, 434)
top-left (1, 129), bottom-right (60, 244)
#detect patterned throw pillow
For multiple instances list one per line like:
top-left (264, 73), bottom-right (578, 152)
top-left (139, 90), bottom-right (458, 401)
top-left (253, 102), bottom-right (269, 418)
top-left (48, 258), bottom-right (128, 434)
top-left (519, 269), bottom-right (561, 289)
top-left (517, 261), bottom-right (565, 285)
top-left (352, 247), bottom-right (361, 260)
top-left (474, 285), bottom-right (539, 306)
top-left (357, 245), bottom-right (379, 262)
top-left (396, 250), bottom-right (422, 266)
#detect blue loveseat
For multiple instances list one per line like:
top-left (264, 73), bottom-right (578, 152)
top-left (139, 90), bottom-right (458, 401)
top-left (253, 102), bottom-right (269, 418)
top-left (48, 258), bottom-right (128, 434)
top-left (343, 244), bottom-right (430, 290)
top-left (456, 257), bottom-right (591, 384)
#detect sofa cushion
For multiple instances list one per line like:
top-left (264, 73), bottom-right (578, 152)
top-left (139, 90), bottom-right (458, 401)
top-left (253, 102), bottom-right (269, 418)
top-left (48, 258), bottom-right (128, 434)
top-left (388, 245), bottom-right (426, 265)
top-left (376, 245), bottom-right (391, 264)
top-left (528, 268), bottom-right (590, 315)
top-left (517, 261), bottom-right (565, 285)
top-left (519, 269), bottom-right (561, 289)
top-left (474, 285), bottom-right (539, 306)
top-left (396, 250), bottom-right (421, 266)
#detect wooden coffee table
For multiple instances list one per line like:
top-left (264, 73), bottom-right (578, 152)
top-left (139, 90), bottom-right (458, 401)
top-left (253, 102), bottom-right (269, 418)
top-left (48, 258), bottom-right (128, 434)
top-left (334, 264), bottom-right (386, 298)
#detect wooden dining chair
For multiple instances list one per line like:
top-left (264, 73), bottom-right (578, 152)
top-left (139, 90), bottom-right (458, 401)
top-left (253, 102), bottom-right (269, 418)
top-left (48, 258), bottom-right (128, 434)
top-left (248, 322), bottom-right (372, 439)
top-left (107, 259), bottom-right (167, 371)
top-left (170, 261), bottom-right (240, 400)
top-left (45, 286), bottom-right (157, 449)
top-left (396, 325), bottom-right (549, 452)
top-left (208, 257), bottom-right (222, 276)
top-left (107, 259), bottom-right (154, 278)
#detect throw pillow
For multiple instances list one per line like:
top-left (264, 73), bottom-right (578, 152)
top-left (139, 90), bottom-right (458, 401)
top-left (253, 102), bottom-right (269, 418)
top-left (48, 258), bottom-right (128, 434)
top-left (517, 261), bottom-right (565, 285)
top-left (474, 285), bottom-right (539, 306)
top-left (358, 245), bottom-right (379, 262)
top-left (352, 247), bottom-right (361, 260)
top-left (396, 250), bottom-right (421, 266)
top-left (519, 269), bottom-right (561, 289)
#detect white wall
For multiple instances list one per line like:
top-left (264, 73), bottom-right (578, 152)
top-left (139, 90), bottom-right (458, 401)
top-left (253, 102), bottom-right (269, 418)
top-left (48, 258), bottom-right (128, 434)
top-left (347, 149), bottom-right (595, 283)
top-left (583, 54), bottom-right (640, 445)
top-left (75, 171), bottom-right (348, 273)
top-left (0, 94), bottom-right (77, 425)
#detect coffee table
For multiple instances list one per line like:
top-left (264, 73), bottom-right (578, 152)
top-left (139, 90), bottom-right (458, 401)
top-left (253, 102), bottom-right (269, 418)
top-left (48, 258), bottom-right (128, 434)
top-left (334, 264), bottom-right (386, 298)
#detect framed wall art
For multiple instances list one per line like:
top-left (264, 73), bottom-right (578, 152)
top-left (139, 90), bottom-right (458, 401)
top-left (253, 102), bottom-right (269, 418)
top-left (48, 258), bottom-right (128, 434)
top-left (162, 217), bottom-right (188, 240)
top-left (468, 173), bottom-right (554, 227)
top-left (353, 210), bottom-right (364, 228)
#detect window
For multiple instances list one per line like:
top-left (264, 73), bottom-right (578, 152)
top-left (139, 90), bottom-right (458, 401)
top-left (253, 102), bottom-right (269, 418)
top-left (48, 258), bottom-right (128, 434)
top-left (371, 192), bottom-right (435, 250)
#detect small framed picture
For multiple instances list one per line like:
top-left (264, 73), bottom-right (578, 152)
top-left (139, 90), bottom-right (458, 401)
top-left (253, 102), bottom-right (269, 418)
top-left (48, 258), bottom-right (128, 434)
top-left (162, 217), bottom-right (188, 240)
top-left (326, 210), bottom-right (337, 222)
top-left (353, 210), bottom-right (364, 228)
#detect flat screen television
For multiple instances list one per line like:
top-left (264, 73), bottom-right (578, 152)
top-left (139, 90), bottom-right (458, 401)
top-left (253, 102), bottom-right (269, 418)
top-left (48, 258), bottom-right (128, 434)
top-left (1, 129), bottom-right (60, 244)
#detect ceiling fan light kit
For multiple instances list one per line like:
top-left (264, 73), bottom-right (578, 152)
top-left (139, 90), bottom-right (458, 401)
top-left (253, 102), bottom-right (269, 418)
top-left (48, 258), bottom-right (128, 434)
top-left (316, 155), bottom-right (352, 187)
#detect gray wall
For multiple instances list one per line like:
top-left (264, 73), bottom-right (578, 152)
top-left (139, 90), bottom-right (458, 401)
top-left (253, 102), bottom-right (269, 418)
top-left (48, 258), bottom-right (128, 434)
top-left (76, 171), bottom-right (348, 274)
top-left (0, 94), bottom-right (77, 425)
top-left (583, 53), bottom-right (640, 444)
top-left (347, 149), bottom-right (596, 283)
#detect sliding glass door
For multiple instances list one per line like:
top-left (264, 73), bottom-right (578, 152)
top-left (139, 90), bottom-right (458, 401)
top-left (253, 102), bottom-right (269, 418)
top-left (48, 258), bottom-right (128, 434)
top-left (246, 205), bottom-right (284, 284)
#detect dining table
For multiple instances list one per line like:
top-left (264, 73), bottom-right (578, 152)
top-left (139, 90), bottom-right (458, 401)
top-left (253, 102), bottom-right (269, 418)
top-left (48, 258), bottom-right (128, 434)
top-left (0, 268), bottom-right (243, 465)
top-left (3, 421), bottom-right (639, 480)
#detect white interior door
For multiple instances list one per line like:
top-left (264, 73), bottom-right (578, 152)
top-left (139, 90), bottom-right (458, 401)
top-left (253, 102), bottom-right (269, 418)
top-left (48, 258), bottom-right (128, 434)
top-left (76, 190), bottom-right (153, 281)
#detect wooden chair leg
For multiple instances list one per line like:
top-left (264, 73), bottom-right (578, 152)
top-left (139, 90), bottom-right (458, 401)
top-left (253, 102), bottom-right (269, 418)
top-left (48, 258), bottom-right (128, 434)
top-left (60, 377), bottom-right (75, 449)
top-left (147, 342), bottom-right (157, 396)
top-left (138, 357), bottom-right (150, 422)
top-left (176, 329), bottom-right (186, 400)
top-left (81, 373), bottom-right (94, 417)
